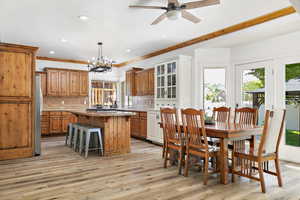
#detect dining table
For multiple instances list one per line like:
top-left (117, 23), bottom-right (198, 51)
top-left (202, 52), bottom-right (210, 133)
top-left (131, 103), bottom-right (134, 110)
top-left (159, 122), bottom-right (263, 185)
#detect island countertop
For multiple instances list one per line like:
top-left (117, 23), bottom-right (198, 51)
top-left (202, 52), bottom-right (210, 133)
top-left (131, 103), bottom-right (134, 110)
top-left (70, 110), bottom-right (136, 117)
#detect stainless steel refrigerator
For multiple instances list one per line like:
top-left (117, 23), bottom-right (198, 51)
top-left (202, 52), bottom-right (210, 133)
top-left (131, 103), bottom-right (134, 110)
top-left (35, 74), bottom-right (42, 155)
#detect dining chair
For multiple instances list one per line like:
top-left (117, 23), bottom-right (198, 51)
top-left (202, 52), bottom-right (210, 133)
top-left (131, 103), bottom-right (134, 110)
top-left (212, 107), bottom-right (231, 123)
top-left (233, 107), bottom-right (258, 152)
top-left (181, 108), bottom-right (219, 185)
top-left (160, 108), bottom-right (185, 175)
top-left (234, 107), bottom-right (258, 126)
top-left (232, 109), bottom-right (286, 193)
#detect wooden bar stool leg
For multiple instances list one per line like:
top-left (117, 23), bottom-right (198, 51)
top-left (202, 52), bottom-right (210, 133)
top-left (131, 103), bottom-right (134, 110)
top-left (85, 131), bottom-right (91, 159)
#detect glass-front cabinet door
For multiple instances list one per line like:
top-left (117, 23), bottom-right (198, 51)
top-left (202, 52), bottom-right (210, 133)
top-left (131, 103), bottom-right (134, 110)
top-left (156, 64), bottom-right (165, 99)
top-left (156, 61), bottom-right (177, 100)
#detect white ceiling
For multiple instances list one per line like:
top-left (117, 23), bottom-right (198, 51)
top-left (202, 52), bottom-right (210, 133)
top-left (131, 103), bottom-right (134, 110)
top-left (0, 0), bottom-right (299, 63)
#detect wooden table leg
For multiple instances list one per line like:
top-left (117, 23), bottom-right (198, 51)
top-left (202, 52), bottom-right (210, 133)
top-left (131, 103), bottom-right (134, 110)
top-left (220, 138), bottom-right (229, 184)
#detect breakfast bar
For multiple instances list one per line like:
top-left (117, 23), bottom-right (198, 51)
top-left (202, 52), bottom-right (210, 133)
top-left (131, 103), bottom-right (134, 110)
top-left (71, 110), bottom-right (135, 156)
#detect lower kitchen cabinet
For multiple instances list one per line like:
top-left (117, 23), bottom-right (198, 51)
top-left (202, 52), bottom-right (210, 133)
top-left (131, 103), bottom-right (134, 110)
top-left (41, 111), bottom-right (77, 136)
top-left (130, 111), bottom-right (147, 139)
top-left (49, 116), bottom-right (62, 134)
top-left (147, 110), bottom-right (163, 144)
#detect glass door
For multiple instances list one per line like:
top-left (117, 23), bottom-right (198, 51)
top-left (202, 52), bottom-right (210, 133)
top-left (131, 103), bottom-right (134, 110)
top-left (285, 63), bottom-right (300, 147)
top-left (236, 63), bottom-right (268, 125)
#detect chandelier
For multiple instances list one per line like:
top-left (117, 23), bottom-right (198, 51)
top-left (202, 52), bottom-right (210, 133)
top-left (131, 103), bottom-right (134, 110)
top-left (87, 42), bottom-right (114, 73)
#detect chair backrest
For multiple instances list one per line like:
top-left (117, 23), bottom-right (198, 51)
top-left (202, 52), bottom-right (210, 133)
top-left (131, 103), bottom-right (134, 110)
top-left (181, 108), bottom-right (208, 151)
top-left (160, 108), bottom-right (180, 142)
top-left (212, 107), bottom-right (231, 123)
top-left (234, 107), bottom-right (258, 125)
top-left (258, 109), bottom-right (286, 156)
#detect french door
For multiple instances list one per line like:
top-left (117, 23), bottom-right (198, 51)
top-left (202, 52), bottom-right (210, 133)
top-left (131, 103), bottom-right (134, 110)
top-left (235, 61), bottom-right (274, 125)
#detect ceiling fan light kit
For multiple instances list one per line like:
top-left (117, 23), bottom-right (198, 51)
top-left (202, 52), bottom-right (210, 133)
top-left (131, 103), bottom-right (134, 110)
top-left (167, 10), bottom-right (180, 20)
top-left (129, 0), bottom-right (220, 25)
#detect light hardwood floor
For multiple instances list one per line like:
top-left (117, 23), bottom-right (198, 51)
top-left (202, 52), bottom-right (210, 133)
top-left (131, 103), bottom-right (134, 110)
top-left (1, 137), bottom-right (300, 200)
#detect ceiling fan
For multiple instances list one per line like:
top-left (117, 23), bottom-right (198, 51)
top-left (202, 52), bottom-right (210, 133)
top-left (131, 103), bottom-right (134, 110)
top-left (129, 0), bottom-right (220, 25)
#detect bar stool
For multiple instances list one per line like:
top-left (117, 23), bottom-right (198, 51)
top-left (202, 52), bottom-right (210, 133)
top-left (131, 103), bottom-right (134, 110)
top-left (73, 123), bottom-right (83, 151)
top-left (65, 123), bottom-right (75, 147)
top-left (79, 125), bottom-right (104, 158)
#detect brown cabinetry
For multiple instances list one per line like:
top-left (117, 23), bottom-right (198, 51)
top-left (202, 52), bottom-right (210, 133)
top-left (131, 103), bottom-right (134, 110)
top-left (40, 72), bottom-right (47, 96)
top-left (69, 71), bottom-right (80, 96)
top-left (59, 71), bottom-right (69, 96)
top-left (126, 68), bottom-right (154, 96)
top-left (130, 111), bottom-right (147, 139)
top-left (126, 68), bottom-right (143, 96)
top-left (46, 68), bottom-right (88, 97)
top-left (0, 43), bottom-right (38, 161)
top-left (80, 71), bottom-right (89, 96)
top-left (42, 111), bottom-right (77, 135)
top-left (47, 70), bottom-right (60, 96)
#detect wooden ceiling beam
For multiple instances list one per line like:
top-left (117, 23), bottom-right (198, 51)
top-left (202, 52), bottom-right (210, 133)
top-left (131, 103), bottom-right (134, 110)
top-left (115, 6), bottom-right (296, 67)
top-left (37, 56), bottom-right (89, 65)
top-left (37, 56), bottom-right (119, 67)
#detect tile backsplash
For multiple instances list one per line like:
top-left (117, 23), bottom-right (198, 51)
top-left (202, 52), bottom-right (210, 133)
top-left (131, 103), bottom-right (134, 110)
top-left (128, 96), bottom-right (154, 107)
top-left (43, 96), bottom-right (89, 108)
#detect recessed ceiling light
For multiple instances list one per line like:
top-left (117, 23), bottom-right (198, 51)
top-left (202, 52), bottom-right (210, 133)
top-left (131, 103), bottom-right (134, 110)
top-left (61, 38), bottom-right (67, 43)
top-left (49, 50), bottom-right (55, 55)
top-left (126, 49), bottom-right (131, 53)
top-left (78, 15), bottom-right (89, 21)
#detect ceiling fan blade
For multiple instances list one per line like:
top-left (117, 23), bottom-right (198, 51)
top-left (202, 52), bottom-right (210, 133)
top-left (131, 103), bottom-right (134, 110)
top-left (181, 10), bottom-right (201, 23)
top-left (168, 0), bottom-right (180, 6)
top-left (129, 5), bottom-right (166, 9)
top-left (182, 0), bottom-right (220, 10)
top-left (290, 0), bottom-right (300, 14)
top-left (151, 12), bottom-right (167, 25)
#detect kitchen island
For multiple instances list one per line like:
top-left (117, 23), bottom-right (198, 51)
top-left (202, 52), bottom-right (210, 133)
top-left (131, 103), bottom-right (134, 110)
top-left (71, 110), bottom-right (135, 156)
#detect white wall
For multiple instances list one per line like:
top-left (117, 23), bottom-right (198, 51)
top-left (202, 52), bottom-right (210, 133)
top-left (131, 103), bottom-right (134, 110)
top-left (231, 30), bottom-right (300, 163)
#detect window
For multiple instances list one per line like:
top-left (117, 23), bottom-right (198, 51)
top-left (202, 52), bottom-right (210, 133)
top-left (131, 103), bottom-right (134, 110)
top-left (285, 63), bottom-right (300, 147)
top-left (203, 68), bottom-right (226, 116)
top-left (90, 80), bottom-right (117, 106)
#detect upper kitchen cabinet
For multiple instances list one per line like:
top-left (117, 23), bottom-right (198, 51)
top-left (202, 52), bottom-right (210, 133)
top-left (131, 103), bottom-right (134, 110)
top-left (40, 72), bottom-right (47, 96)
top-left (0, 43), bottom-right (38, 161)
top-left (79, 71), bottom-right (89, 96)
top-left (126, 67), bottom-right (154, 96)
top-left (0, 47), bottom-right (34, 98)
top-left (46, 69), bottom-right (60, 96)
top-left (69, 71), bottom-right (80, 96)
top-left (155, 55), bottom-right (192, 108)
top-left (126, 67), bottom-right (143, 96)
top-left (45, 68), bottom-right (89, 97)
top-left (148, 68), bottom-right (155, 96)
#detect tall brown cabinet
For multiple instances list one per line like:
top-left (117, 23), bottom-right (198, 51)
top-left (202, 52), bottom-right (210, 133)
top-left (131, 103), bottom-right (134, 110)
top-left (0, 43), bottom-right (38, 161)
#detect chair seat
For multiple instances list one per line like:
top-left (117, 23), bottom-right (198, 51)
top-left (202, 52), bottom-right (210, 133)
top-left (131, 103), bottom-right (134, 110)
top-left (233, 149), bottom-right (276, 161)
